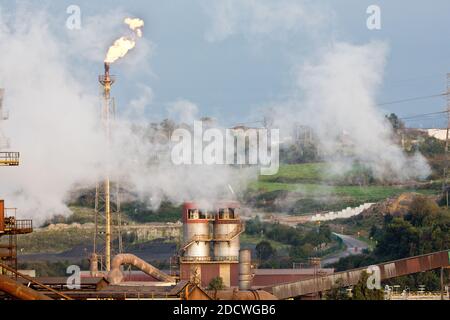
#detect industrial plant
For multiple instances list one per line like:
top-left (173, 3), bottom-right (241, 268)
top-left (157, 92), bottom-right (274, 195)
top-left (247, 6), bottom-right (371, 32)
top-left (1, 3), bottom-right (450, 307)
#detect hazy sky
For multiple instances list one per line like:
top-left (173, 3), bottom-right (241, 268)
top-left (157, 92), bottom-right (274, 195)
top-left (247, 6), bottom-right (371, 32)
top-left (2, 0), bottom-right (450, 128)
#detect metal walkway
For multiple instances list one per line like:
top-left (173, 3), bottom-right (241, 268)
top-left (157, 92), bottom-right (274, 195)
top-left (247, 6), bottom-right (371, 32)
top-left (264, 250), bottom-right (450, 299)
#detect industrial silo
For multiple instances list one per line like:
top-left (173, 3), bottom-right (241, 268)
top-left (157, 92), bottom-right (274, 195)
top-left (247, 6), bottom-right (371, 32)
top-left (213, 201), bottom-right (242, 261)
top-left (181, 202), bottom-right (211, 261)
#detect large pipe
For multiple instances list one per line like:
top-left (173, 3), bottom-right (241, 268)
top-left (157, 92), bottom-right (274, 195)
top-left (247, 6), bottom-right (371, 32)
top-left (0, 274), bottom-right (52, 300)
top-left (210, 289), bottom-right (277, 300)
top-left (107, 254), bottom-right (175, 285)
top-left (239, 249), bottom-right (252, 291)
top-left (0, 248), bottom-right (11, 258)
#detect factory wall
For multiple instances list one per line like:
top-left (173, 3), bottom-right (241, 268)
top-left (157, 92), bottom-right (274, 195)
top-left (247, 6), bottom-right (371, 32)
top-left (180, 263), bottom-right (239, 287)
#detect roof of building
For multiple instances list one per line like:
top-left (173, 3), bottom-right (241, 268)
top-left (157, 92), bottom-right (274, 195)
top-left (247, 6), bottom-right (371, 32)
top-left (253, 268), bottom-right (334, 275)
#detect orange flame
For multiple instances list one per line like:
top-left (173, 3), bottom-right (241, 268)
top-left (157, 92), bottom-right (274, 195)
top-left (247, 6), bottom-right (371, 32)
top-left (104, 18), bottom-right (144, 64)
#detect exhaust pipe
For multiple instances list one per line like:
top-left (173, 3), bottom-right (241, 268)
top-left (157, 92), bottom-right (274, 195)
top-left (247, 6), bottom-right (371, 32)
top-left (107, 254), bottom-right (175, 285)
top-left (239, 249), bottom-right (252, 291)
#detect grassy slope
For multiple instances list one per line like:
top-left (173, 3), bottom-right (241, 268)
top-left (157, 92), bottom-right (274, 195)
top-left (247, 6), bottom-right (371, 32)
top-left (259, 163), bottom-right (328, 184)
top-left (251, 181), bottom-right (436, 201)
top-left (248, 163), bottom-right (439, 214)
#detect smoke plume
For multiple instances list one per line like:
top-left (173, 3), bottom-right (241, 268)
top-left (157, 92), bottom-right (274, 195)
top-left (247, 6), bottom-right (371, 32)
top-left (204, 0), bottom-right (431, 182)
top-left (0, 7), bottom-right (255, 224)
top-left (271, 41), bottom-right (430, 181)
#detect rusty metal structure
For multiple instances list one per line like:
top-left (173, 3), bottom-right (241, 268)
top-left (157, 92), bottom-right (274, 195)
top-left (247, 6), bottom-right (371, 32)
top-left (0, 274), bottom-right (52, 300)
top-left (0, 262), bottom-right (73, 300)
top-left (0, 201), bottom-right (33, 275)
top-left (264, 250), bottom-right (450, 299)
top-left (210, 289), bottom-right (277, 300)
top-left (107, 253), bottom-right (176, 285)
top-left (179, 201), bottom-right (245, 287)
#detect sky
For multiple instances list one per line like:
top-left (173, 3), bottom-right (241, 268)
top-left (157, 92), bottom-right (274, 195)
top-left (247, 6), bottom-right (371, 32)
top-left (0, 0), bottom-right (444, 221)
top-left (1, 0), bottom-right (450, 127)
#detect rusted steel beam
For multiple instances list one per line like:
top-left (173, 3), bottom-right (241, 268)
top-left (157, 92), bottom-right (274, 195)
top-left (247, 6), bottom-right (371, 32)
top-left (0, 274), bottom-right (52, 300)
top-left (0, 262), bottom-right (72, 300)
top-left (266, 250), bottom-right (450, 299)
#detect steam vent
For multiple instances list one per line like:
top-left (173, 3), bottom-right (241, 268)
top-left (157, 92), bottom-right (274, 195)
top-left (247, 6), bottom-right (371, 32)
top-left (179, 201), bottom-right (244, 287)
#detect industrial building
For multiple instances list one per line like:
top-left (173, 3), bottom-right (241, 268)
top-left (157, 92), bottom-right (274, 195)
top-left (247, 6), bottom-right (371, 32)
top-left (1, 59), bottom-right (449, 301)
top-left (179, 201), bottom-right (243, 287)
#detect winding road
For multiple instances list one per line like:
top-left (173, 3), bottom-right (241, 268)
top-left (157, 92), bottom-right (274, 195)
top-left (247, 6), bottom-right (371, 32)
top-left (321, 233), bottom-right (369, 266)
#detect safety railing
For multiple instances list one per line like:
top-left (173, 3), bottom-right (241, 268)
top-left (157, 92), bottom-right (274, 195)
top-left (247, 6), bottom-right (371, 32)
top-left (3, 218), bottom-right (33, 234)
top-left (214, 222), bottom-right (245, 241)
top-left (0, 152), bottom-right (19, 166)
top-left (179, 256), bottom-right (238, 263)
top-left (0, 262), bottom-right (72, 300)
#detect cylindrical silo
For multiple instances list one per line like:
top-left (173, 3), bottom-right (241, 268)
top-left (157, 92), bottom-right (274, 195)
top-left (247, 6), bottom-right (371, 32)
top-left (213, 202), bottom-right (241, 261)
top-left (182, 202), bottom-right (211, 260)
top-left (239, 249), bottom-right (252, 290)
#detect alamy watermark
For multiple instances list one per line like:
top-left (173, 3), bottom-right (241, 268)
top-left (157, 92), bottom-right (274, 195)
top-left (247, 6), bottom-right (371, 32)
top-left (66, 5), bottom-right (81, 30)
top-left (170, 121), bottom-right (280, 175)
top-left (367, 5), bottom-right (381, 30)
top-left (66, 265), bottom-right (81, 290)
top-left (366, 265), bottom-right (381, 290)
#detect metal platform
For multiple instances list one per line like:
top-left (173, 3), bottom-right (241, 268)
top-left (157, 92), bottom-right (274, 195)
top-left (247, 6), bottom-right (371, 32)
top-left (0, 152), bottom-right (19, 166)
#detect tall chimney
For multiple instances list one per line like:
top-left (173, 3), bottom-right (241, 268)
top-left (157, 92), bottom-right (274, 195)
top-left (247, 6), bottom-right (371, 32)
top-left (104, 62), bottom-right (110, 78)
top-left (239, 249), bottom-right (252, 291)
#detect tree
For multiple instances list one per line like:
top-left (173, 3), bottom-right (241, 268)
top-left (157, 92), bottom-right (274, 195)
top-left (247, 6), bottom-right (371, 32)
top-left (160, 118), bottom-right (176, 138)
top-left (325, 278), bottom-right (350, 300)
top-left (289, 243), bottom-right (314, 260)
top-left (352, 272), bottom-right (384, 300)
top-left (405, 195), bottom-right (439, 227)
top-left (375, 217), bottom-right (420, 260)
top-left (207, 276), bottom-right (224, 299)
top-left (255, 240), bottom-right (275, 261)
top-left (386, 113), bottom-right (404, 131)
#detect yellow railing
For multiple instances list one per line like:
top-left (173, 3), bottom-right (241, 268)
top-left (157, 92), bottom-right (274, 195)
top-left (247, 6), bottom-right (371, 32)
top-left (0, 152), bottom-right (19, 166)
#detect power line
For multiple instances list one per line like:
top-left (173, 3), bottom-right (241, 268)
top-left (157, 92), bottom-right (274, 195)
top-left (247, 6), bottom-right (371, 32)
top-left (399, 110), bottom-right (449, 121)
top-left (378, 93), bottom-right (446, 106)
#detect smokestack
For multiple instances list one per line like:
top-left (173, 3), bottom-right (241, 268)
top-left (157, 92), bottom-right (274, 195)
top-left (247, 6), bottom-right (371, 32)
top-left (239, 249), bottom-right (252, 291)
top-left (104, 62), bottom-right (110, 78)
top-left (89, 253), bottom-right (99, 276)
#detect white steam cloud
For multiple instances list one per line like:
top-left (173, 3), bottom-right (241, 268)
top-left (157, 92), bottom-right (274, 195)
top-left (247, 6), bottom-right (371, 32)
top-left (0, 7), bottom-right (255, 224)
top-left (205, 0), bottom-right (431, 182)
top-left (277, 41), bottom-right (431, 181)
top-left (0, 2), bottom-right (432, 225)
top-left (202, 0), bottom-right (329, 42)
